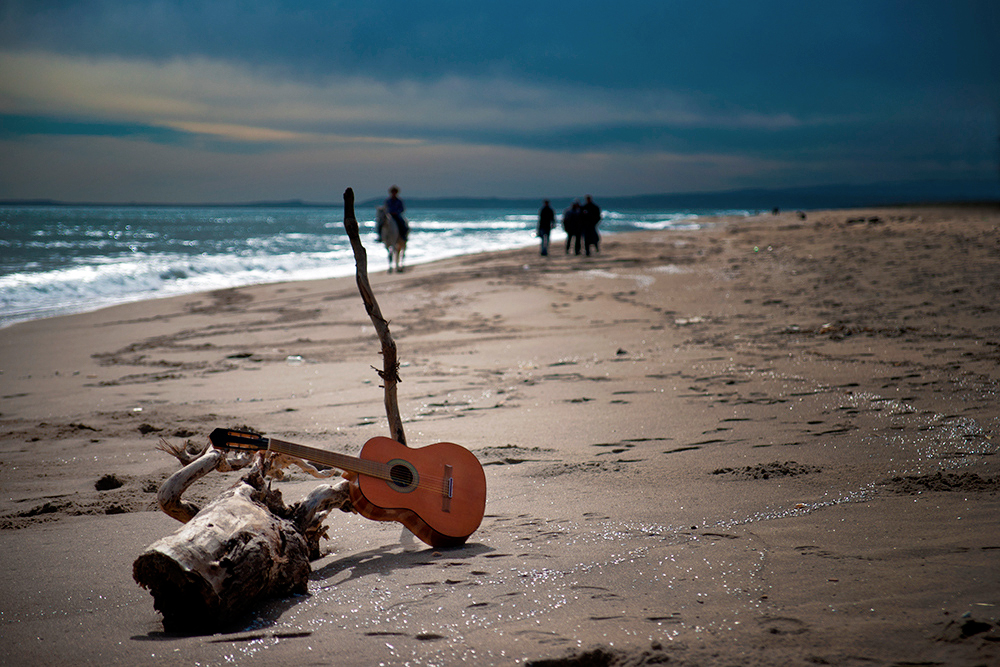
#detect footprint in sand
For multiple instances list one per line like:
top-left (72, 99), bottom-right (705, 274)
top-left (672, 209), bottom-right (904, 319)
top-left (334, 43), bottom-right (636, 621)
top-left (758, 616), bottom-right (809, 635)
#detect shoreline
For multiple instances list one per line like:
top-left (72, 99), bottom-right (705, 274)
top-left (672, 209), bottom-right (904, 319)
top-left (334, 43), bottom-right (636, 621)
top-left (1, 205), bottom-right (999, 665)
top-left (6, 200), bottom-right (993, 332)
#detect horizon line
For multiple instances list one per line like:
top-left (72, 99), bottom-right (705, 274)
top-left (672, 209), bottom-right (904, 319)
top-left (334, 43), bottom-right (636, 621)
top-left (1, 177), bottom-right (996, 209)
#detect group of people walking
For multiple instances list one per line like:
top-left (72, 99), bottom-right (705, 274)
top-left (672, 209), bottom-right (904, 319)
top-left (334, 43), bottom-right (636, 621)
top-left (378, 186), bottom-right (600, 261)
top-left (536, 196), bottom-right (601, 257)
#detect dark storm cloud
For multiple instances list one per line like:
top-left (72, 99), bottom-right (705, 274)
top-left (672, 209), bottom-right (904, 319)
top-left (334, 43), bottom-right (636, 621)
top-left (0, 1), bottom-right (997, 201)
top-left (4, 2), bottom-right (996, 94)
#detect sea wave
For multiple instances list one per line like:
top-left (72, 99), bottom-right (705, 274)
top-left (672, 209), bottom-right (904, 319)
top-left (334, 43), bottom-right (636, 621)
top-left (0, 250), bottom-right (358, 328)
top-left (0, 204), bottom-right (721, 328)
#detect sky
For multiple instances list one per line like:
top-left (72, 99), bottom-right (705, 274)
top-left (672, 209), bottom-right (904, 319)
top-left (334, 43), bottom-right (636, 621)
top-left (0, 1), bottom-right (998, 204)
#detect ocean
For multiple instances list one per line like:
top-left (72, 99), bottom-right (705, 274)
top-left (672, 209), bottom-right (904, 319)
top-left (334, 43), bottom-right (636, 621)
top-left (0, 203), bottom-right (728, 329)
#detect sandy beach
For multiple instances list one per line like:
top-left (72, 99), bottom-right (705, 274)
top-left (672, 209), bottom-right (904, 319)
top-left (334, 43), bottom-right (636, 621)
top-left (2, 205), bottom-right (999, 666)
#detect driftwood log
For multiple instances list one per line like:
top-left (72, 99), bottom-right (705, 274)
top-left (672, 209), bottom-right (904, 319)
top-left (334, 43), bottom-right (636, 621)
top-left (133, 451), bottom-right (351, 631)
top-left (133, 188), bottom-right (409, 631)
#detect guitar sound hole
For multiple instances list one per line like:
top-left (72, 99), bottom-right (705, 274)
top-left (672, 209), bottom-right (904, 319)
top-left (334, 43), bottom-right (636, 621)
top-left (390, 464), bottom-right (415, 489)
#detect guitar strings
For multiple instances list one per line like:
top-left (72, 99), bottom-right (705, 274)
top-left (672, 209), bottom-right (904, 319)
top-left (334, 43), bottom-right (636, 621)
top-left (236, 443), bottom-right (455, 491)
top-left (217, 436), bottom-right (469, 493)
top-left (268, 439), bottom-right (459, 493)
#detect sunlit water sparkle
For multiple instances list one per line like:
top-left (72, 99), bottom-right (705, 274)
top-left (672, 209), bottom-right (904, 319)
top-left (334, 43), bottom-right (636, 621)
top-left (224, 376), bottom-right (997, 664)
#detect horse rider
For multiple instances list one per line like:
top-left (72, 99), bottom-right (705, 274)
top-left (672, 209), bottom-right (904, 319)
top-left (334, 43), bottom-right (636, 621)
top-left (384, 185), bottom-right (409, 242)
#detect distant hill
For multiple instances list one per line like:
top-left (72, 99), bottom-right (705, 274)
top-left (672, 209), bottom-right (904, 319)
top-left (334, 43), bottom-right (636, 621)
top-left (4, 178), bottom-right (997, 211)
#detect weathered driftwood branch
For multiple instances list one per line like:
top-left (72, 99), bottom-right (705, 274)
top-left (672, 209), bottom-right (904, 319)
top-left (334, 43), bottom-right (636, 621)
top-left (156, 447), bottom-right (225, 522)
top-left (154, 439), bottom-right (253, 521)
top-left (343, 187), bottom-right (407, 445)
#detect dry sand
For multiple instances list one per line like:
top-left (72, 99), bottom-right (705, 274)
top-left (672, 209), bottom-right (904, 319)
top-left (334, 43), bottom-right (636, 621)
top-left (1, 205), bottom-right (999, 666)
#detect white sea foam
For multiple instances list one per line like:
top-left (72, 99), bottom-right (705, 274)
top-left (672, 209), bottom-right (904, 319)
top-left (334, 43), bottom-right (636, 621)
top-left (0, 205), bottom-right (719, 328)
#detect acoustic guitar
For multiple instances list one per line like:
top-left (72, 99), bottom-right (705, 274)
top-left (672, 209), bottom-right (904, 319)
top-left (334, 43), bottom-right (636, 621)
top-left (208, 428), bottom-right (486, 548)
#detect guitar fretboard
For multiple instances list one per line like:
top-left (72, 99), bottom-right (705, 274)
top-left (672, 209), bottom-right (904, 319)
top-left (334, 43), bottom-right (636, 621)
top-left (267, 438), bottom-right (391, 481)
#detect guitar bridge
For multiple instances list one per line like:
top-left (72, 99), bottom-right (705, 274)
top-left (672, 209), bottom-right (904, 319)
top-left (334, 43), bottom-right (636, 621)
top-left (441, 464), bottom-right (454, 513)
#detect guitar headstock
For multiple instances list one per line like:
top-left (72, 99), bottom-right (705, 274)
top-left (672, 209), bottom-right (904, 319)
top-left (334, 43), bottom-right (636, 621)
top-left (209, 428), bottom-right (270, 453)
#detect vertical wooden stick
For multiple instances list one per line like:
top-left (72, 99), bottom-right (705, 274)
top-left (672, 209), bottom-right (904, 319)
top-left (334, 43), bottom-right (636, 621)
top-left (342, 188), bottom-right (407, 446)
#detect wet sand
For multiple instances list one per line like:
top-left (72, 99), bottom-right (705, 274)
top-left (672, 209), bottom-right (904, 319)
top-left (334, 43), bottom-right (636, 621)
top-left (1, 205), bottom-right (999, 666)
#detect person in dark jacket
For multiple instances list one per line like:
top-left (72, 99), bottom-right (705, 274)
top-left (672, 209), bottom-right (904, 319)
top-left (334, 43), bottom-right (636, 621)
top-left (384, 185), bottom-right (409, 242)
top-left (563, 201), bottom-right (582, 255)
top-left (537, 200), bottom-right (555, 256)
top-left (581, 194), bottom-right (601, 256)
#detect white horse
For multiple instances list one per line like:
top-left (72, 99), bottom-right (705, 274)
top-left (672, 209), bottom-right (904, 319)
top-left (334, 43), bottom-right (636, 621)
top-left (375, 206), bottom-right (407, 273)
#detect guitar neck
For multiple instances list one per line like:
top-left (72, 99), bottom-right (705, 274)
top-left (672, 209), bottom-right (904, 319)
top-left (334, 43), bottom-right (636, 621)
top-left (266, 437), bottom-right (389, 480)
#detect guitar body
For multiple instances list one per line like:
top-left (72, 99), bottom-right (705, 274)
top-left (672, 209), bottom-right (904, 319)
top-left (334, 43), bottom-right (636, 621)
top-left (207, 428), bottom-right (487, 548)
top-left (348, 437), bottom-right (487, 548)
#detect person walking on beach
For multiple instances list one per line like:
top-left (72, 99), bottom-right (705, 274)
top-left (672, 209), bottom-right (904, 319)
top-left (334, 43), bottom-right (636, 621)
top-left (563, 201), bottom-right (582, 255)
top-left (581, 194), bottom-right (601, 256)
top-left (384, 185), bottom-right (409, 242)
top-left (537, 199), bottom-right (555, 256)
